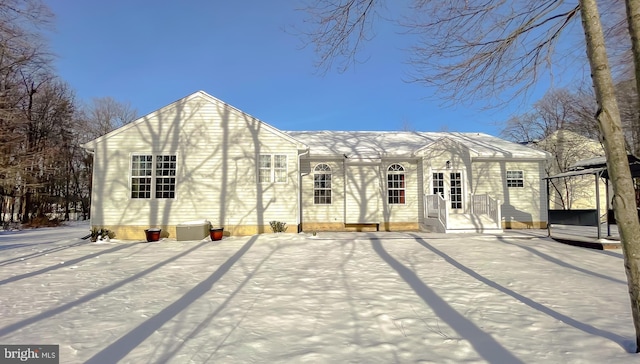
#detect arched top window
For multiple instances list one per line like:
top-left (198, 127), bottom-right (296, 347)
top-left (313, 164), bottom-right (332, 204)
top-left (387, 164), bottom-right (405, 204)
top-left (314, 163), bottom-right (331, 172)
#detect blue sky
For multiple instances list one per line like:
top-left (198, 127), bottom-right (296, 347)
top-left (44, 1), bottom-right (574, 135)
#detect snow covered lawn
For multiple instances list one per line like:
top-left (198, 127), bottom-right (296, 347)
top-left (0, 225), bottom-right (636, 363)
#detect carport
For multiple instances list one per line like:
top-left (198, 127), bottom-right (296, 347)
top-left (544, 155), bottom-right (640, 241)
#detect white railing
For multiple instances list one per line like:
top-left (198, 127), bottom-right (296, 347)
top-left (425, 194), bottom-right (449, 228)
top-left (425, 194), bottom-right (439, 218)
top-left (470, 193), bottom-right (501, 228)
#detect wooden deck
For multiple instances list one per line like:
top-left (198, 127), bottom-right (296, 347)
top-left (547, 224), bottom-right (621, 250)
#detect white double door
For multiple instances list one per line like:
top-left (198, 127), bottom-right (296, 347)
top-left (432, 170), bottom-right (464, 212)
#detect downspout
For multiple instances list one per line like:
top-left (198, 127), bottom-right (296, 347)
top-left (297, 148), bottom-right (310, 233)
top-left (343, 154), bottom-right (348, 227)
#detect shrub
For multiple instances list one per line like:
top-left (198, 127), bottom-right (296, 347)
top-left (269, 221), bottom-right (288, 233)
top-left (90, 227), bottom-right (115, 241)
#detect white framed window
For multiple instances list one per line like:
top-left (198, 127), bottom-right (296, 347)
top-left (131, 155), bottom-right (153, 199)
top-left (259, 154), bottom-right (287, 183)
top-left (450, 172), bottom-right (462, 209)
top-left (313, 163), bottom-right (332, 204)
top-left (155, 155), bottom-right (177, 198)
top-left (387, 164), bottom-right (405, 204)
top-left (507, 170), bottom-right (524, 188)
top-left (432, 172), bottom-right (444, 196)
top-left (131, 154), bottom-right (177, 199)
top-left (259, 155), bottom-right (272, 183)
top-left (274, 155), bottom-right (287, 183)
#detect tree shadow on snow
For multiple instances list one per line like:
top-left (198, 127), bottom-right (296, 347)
top-left (0, 242), bottom-right (138, 286)
top-left (370, 239), bottom-right (525, 363)
top-left (84, 236), bottom-right (258, 364)
top-left (154, 236), bottom-right (279, 363)
top-left (495, 236), bottom-right (627, 285)
top-left (407, 234), bottom-right (635, 353)
top-left (0, 241), bottom-right (210, 338)
top-left (0, 239), bottom-right (92, 267)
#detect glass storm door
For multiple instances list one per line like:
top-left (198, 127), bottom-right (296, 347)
top-left (432, 171), bottom-right (464, 211)
top-left (449, 172), bottom-right (463, 210)
top-left (432, 172), bottom-right (445, 196)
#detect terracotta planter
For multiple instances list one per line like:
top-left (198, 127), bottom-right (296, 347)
top-left (210, 227), bottom-right (224, 241)
top-left (145, 228), bottom-right (161, 242)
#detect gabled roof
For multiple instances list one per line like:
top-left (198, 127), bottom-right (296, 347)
top-left (285, 131), bottom-right (548, 159)
top-left (82, 90), bottom-right (307, 151)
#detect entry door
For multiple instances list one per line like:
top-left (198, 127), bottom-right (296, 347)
top-left (449, 171), bottom-right (463, 211)
top-left (432, 171), bottom-right (464, 211)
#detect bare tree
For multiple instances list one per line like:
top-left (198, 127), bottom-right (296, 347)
top-left (300, 0), bottom-right (640, 350)
top-left (78, 97), bottom-right (137, 141)
top-left (501, 89), bottom-right (604, 210)
top-left (0, 0), bottom-right (55, 224)
top-left (501, 88), bottom-right (596, 142)
top-left (616, 79), bottom-right (640, 155)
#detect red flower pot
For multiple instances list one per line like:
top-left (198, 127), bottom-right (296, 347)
top-left (210, 228), bottom-right (224, 241)
top-left (145, 228), bottom-right (161, 242)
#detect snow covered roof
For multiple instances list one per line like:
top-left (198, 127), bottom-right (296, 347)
top-left (285, 131), bottom-right (549, 159)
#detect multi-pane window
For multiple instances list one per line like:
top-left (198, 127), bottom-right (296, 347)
top-left (313, 164), bottom-right (332, 204)
top-left (259, 154), bottom-right (287, 183)
top-left (450, 172), bottom-right (462, 209)
top-left (259, 155), bottom-right (272, 183)
top-left (131, 155), bottom-right (176, 199)
top-left (432, 172), bottom-right (444, 196)
top-left (155, 155), bottom-right (176, 198)
top-left (274, 155), bottom-right (287, 183)
top-left (387, 164), bottom-right (405, 204)
top-left (131, 155), bottom-right (153, 199)
top-left (507, 170), bottom-right (524, 188)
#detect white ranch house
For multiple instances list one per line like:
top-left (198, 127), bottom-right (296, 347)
top-left (82, 91), bottom-right (549, 240)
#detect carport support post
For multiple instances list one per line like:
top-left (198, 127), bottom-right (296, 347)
top-left (546, 178), bottom-right (551, 237)
top-left (595, 173), bottom-right (601, 240)
top-left (606, 177), bottom-right (611, 237)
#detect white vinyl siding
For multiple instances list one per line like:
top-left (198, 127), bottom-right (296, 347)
top-left (345, 163), bottom-right (381, 223)
top-left (472, 160), bottom-right (547, 223)
top-left (301, 160), bottom-right (344, 223)
top-left (90, 93), bottom-right (300, 229)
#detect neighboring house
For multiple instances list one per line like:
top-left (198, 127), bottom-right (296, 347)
top-left (528, 130), bottom-right (606, 212)
top-left (81, 91), bottom-right (550, 240)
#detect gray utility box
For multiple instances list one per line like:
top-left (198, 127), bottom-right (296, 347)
top-left (176, 220), bottom-right (210, 241)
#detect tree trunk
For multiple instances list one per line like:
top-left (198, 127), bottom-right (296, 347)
top-left (627, 0), bottom-right (640, 158)
top-left (581, 0), bottom-right (640, 352)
